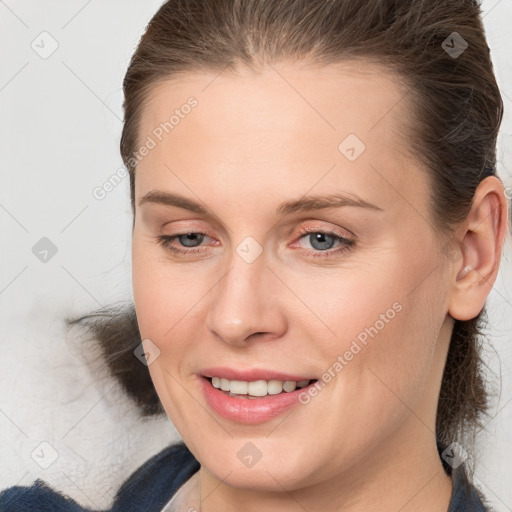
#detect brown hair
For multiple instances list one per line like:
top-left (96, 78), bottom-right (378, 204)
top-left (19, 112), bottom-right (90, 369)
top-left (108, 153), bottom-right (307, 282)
top-left (67, 0), bottom-right (505, 472)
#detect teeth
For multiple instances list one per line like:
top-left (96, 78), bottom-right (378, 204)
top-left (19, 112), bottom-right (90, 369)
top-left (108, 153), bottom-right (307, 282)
top-left (210, 377), bottom-right (311, 397)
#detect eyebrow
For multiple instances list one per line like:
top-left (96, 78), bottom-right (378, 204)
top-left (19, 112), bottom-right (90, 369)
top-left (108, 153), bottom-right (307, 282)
top-left (138, 190), bottom-right (384, 216)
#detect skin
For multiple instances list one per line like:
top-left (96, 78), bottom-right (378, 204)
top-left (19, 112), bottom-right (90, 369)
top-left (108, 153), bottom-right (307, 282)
top-left (131, 60), bottom-right (509, 511)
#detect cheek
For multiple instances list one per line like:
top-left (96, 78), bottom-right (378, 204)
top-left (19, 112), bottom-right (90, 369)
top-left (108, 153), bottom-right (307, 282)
top-left (315, 245), bottom-right (445, 411)
top-left (132, 237), bottom-right (200, 340)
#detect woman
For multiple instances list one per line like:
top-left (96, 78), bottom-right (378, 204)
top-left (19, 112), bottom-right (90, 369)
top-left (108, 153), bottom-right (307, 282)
top-left (1, 0), bottom-right (509, 510)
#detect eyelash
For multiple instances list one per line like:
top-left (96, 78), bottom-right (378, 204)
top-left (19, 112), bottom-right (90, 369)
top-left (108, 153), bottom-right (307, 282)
top-left (156, 227), bottom-right (355, 259)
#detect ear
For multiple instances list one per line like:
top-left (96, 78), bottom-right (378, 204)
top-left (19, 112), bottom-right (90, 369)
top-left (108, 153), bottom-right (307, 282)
top-left (447, 176), bottom-right (510, 321)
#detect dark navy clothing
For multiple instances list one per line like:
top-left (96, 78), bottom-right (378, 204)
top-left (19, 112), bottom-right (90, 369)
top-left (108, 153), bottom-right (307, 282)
top-left (0, 441), bottom-right (491, 511)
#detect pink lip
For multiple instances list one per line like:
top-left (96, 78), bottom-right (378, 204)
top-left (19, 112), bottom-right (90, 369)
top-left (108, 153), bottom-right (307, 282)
top-left (198, 376), bottom-right (318, 424)
top-left (199, 366), bottom-right (315, 382)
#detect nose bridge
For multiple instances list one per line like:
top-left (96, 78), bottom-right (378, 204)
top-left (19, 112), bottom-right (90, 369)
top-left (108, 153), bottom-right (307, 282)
top-left (206, 239), bottom-right (285, 345)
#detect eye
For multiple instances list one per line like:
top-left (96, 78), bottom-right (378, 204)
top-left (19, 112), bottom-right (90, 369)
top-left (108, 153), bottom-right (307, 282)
top-left (156, 227), bottom-right (355, 259)
top-left (294, 227), bottom-right (355, 258)
top-left (157, 232), bottom-right (212, 255)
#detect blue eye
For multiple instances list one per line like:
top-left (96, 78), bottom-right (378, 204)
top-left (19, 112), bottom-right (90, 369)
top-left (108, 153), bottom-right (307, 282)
top-left (296, 229), bottom-right (355, 258)
top-left (175, 233), bottom-right (206, 247)
top-left (156, 228), bottom-right (355, 259)
top-left (157, 233), bottom-right (210, 255)
top-left (305, 232), bottom-right (338, 250)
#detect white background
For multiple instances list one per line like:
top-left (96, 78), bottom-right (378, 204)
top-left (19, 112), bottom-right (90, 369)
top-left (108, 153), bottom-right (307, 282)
top-left (1, 1), bottom-right (511, 510)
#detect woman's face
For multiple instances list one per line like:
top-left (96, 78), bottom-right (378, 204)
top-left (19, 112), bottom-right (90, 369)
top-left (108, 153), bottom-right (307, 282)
top-left (132, 61), bottom-right (453, 493)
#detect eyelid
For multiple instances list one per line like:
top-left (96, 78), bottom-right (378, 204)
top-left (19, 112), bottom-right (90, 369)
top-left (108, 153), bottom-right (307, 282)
top-left (294, 221), bottom-right (355, 240)
top-left (157, 221), bottom-right (356, 259)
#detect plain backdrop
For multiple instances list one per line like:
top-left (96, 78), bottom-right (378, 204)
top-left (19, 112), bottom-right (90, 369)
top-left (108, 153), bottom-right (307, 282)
top-left (1, 1), bottom-right (511, 510)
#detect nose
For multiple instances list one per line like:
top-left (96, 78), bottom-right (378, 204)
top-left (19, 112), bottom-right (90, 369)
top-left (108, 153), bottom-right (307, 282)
top-left (205, 245), bottom-right (287, 347)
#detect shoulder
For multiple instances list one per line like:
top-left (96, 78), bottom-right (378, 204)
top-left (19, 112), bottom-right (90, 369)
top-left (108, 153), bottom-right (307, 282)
top-left (110, 440), bottom-right (200, 512)
top-left (0, 478), bottom-right (94, 512)
top-left (0, 442), bottom-right (200, 512)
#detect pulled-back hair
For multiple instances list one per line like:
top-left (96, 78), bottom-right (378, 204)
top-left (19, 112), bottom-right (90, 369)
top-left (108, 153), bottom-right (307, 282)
top-left (67, 0), bottom-right (505, 469)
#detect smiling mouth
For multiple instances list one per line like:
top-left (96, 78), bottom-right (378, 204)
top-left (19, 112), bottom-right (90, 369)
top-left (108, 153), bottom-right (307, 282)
top-left (205, 376), bottom-right (318, 399)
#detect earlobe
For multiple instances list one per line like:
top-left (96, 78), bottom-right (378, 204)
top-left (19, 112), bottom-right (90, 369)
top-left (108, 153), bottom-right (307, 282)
top-left (447, 176), bottom-right (509, 321)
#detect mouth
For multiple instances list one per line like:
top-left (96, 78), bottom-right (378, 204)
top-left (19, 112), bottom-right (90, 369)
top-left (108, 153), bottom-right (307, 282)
top-left (196, 367), bottom-right (321, 423)
top-left (199, 375), bottom-right (320, 424)
top-left (203, 376), bottom-right (318, 399)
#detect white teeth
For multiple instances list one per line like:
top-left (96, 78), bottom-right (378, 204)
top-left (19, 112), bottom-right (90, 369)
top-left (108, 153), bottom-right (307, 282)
top-left (229, 380), bottom-right (248, 394)
top-left (283, 381), bottom-right (297, 392)
top-left (220, 378), bottom-right (230, 391)
top-left (248, 380), bottom-right (267, 396)
top-left (267, 380), bottom-right (283, 395)
top-left (209, 376), bottom-right (312, 397)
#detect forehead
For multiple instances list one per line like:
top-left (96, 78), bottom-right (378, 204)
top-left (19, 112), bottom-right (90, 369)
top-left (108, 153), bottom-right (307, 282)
top-left (135, 60), bottom-right (425, 214)
top-left (140, 59), bottom-right (412, 142)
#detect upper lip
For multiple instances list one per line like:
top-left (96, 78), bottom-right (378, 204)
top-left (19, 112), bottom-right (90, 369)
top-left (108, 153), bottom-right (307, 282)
top-left (199, 367), bottom-right (317, 382)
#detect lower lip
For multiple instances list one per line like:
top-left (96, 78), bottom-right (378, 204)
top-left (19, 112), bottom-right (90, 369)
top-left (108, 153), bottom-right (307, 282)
top-left (199, 376), bottom-right (316, 424)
